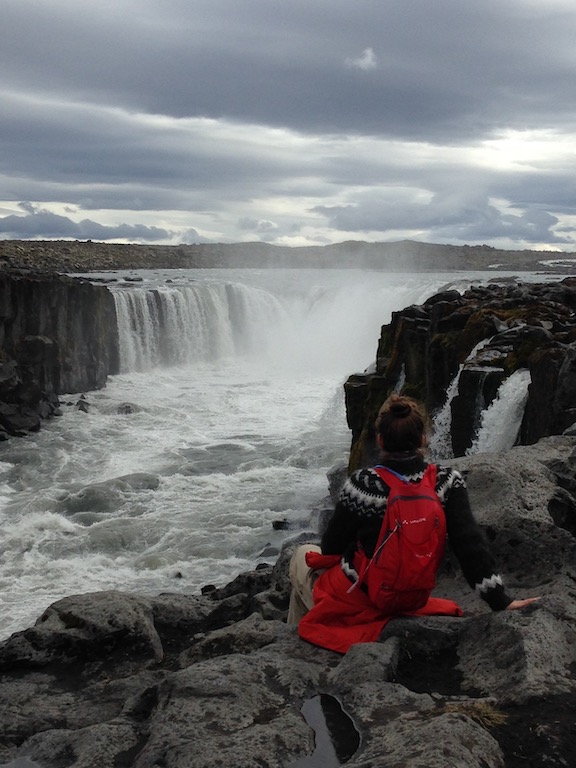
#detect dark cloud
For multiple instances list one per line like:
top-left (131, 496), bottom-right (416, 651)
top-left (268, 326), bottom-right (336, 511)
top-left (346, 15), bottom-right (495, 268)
top-left (1, 0), bottom-right (576, 246)
top-left (4, 1), bottom-right (576, 140)
top-left (313, 194), bottom-right (569, 246)
top-left (237, 218), bottom-right (279, 236)
top-left (433, 207), bottom-right (568, 245)
top-left (0, 205), bottom-right (172, 242)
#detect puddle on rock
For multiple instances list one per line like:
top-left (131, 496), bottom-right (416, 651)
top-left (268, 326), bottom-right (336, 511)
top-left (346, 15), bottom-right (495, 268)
top-left (289, 694), bottom-right (361, 767)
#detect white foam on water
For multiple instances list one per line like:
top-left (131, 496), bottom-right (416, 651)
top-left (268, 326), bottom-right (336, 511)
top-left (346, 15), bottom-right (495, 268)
top-left (467, 369), bottom-right (531, 455)
top-left (429, 339), bottom-right (492, 461)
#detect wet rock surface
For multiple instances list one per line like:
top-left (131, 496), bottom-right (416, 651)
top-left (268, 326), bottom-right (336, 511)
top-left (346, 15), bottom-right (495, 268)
top-left (346, 279), bottom-right (576, 467)
top-left (1, 439), bottom-right (575, 767)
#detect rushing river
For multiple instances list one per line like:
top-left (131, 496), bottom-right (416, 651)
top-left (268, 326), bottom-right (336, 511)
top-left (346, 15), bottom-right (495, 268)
top-left (0, 268), bottom-right (550, 640)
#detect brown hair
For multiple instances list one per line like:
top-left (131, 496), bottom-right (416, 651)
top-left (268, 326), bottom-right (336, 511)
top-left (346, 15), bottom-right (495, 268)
top-left (375, 394), bottom-right (426, 454)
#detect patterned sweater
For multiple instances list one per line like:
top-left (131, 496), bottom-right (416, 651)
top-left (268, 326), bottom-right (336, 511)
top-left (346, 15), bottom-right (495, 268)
top-left (321, 454), bottom-right (512, 611)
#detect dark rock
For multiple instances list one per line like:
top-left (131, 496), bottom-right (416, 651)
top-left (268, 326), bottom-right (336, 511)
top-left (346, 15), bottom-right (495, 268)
top-left (0, 271), bottom-right (118, 394)
top-left (1, 441), bottom-right (576, 766)
top-left (0, 401), bottom-right (41, 434)
top-left (116, 402), bottom-right (141, 414)
top-left (0, 591), bottom-right (165, 671)
top-left (0, 270), bottom-right (118, 440)
top-left (346, 280), bottom-right (576, 465)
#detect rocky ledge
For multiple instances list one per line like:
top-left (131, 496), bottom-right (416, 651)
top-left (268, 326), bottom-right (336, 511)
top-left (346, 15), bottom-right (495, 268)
top-left (345, 278), bottom-right (576, 468)
top-left (1, 438), bottom-right (575, 767)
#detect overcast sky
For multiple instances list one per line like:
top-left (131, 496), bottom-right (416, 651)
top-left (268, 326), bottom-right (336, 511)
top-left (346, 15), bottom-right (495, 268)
top-left (2, 0), bottom-right (576, 250)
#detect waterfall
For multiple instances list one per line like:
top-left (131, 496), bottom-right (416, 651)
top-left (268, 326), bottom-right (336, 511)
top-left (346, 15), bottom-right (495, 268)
top-left (394, 364), bottom-right (406, 393)
top-left (113, 282), bottom-right (288, 372)
top-left (429, 372), bottom-right (462, 461)
top-left (467, 369), bottom-right (531, 454)
top-left (429, 339), bottom-right (491, 460)
top-left (110, 272), bottom-right (436, 376)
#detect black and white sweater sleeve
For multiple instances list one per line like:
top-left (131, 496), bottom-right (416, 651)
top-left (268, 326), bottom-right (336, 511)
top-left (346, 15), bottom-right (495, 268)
top-left (321, 468), bottom-right (389, 557)
top-left (438, 467), bottom-right (512, 611)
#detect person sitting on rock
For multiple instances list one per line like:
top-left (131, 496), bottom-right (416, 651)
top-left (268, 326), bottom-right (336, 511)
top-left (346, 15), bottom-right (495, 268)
top-left (288, 393), bottom-right (540, 654)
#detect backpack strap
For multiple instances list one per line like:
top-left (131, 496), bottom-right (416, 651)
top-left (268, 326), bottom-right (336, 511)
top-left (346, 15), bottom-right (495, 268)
top-left (374, 465), bottom-right (408, 485)
top-left (374, 463), bottom-right (437, 491)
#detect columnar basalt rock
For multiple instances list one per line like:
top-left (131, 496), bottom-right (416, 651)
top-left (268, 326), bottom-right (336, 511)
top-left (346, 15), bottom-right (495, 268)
top-left (0, 270), bottom-right (119, 438)
top-left (346, 279), bottom-right (576, 468)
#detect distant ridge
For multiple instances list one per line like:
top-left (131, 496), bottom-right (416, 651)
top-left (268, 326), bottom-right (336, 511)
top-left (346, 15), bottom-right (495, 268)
top-left (0, 238), bottom-right (574, 273)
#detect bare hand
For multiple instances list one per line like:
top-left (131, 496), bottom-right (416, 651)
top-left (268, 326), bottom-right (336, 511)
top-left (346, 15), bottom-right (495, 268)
top-left (506, 597), bottom-right (541, 611)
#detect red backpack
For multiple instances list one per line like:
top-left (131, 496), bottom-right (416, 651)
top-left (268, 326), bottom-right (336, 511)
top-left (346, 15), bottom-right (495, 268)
top-left (352, 464), bottom-right (447, 613)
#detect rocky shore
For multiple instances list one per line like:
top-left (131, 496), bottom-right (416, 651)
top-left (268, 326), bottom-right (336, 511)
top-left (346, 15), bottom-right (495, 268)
top-left (1, 438), bottom-right (576, 767)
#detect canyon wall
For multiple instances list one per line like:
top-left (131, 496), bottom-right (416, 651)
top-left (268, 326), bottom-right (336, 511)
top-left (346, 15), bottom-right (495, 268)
top-left (0, 271), bottom-right (118, 438)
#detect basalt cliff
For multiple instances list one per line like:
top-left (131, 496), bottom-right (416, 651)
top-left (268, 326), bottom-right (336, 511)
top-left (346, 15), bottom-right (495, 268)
top-left (0, 270), bottom-right (118, 439)
top-left (345, 278), bottom-right (576, 469)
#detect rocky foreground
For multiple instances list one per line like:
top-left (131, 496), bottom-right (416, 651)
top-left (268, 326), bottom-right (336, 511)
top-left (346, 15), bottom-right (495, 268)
top-left (1, 438), bottom-right (576, 768)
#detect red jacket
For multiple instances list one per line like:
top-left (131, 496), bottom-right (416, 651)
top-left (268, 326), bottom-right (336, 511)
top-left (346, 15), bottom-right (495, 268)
top-left (297, 551), bottom-right (462, 654)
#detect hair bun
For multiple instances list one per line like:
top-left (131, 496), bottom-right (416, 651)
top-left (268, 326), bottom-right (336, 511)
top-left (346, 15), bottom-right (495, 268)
top-left (390, 402), bottom-right (412, 417)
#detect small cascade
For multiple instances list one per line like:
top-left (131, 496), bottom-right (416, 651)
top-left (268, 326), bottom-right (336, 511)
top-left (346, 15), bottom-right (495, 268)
top-left (394, 364), bottom-right (406, 393)
top-left (429, 339), bottom-right (491, 460)
top-left (467, 369), bottom-right (531, 454)
top-left (429, 370), bottom-right (462, 461)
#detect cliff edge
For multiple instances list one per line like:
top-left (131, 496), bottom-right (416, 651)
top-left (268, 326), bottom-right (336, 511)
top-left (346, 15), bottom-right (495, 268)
top-left (0, 270), bottom-right (118, 439)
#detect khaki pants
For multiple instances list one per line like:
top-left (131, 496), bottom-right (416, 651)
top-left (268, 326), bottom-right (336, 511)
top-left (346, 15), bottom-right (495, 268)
top-left (287, 543), bottom-right (322, 624)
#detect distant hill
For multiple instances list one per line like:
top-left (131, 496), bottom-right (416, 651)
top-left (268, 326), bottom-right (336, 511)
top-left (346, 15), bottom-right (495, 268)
top-left (0, 238), bottom-right (574, 273)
